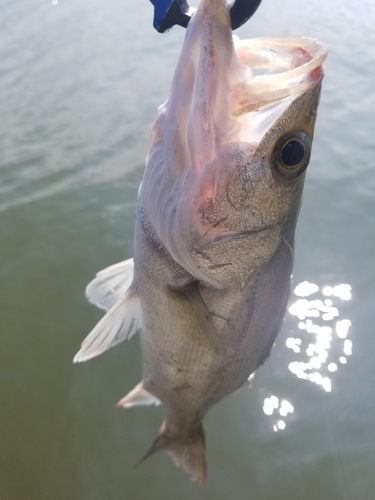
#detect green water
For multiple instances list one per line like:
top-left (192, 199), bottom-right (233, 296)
top-left (1, 0), bottom-right (375, 498)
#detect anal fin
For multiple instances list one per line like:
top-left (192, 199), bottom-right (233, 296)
top-left (117, 382), bottom-right (161, 408)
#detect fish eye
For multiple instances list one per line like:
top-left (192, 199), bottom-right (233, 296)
top-left (281, 140), bottom-right (305, 167)
top-left (270, 131), bottom-right (312, 181)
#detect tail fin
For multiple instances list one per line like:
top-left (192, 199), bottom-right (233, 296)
top-left (139, 418), bottom-right (207, 484)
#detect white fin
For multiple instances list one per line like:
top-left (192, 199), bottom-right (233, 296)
top-left (85, 258), bottom-right (134, 311)
top-left (116, 382), bottom-right (161, 408)
top-left (74, 286), bottom-right (142, 363)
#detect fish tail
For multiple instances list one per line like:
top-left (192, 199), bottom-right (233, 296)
top-left (138, 417), bottom-right (207, 484)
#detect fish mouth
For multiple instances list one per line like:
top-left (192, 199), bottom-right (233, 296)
top-left (230, 36), bottom-right (328, 117)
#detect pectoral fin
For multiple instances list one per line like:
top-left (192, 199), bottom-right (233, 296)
top-left (172, 283), bottom-right (221, 352)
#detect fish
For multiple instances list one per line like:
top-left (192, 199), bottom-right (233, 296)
top-left (74, 0), bottom-right (327, 484)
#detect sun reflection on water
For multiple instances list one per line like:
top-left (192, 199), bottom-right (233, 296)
top-left (262, 280), bottom-right (352, 431)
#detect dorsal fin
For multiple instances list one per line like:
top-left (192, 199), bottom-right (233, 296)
top-left (85, 258), bottom-right (134, 311)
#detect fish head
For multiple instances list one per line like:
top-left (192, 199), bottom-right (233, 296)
top-left (142, 0), bottom-right (327, 288)
top-left (224, 77), bottom-right (323, 230)
top-left (179, 81), bottom-right (324, 289)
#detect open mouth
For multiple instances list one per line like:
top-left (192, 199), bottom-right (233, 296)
top-left (231, 37), bottom-right (327, 117)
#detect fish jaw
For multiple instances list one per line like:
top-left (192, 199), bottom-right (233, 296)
top-left (140, 0), bottom-right (327, 288)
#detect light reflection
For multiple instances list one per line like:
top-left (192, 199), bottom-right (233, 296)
top-left (285, 337), bottom-right (302, 353)
top-left (344, 339), bottom-right (352, 356)
top-left (322, 313), bottom-right (335, 321)
top-left (286, 281), bottom-right (352, 392)
top-left (274, 420), bottom-right (286, 432)
top-left (336, 319), bottom-right (351, 339)
top-left (263, 395), bottom-right (279, 415)
top-left (263, 396), bottom-right (294, 431)
top-left (262, 280), bottom-right (353, 431)
top-left (294, 281), bottom-right (319, 297)
top-left (279, 400), bottom-right (294, 416)
top-left (288, 298), bottom-right (339, 321)
top-left (322, 284), bottom-right (352, 301)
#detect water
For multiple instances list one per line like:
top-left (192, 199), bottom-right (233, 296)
top-left (1, 0), bottom-right (374, 498)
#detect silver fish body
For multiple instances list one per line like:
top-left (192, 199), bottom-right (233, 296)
top-left (75, 0), bottom-right (327, 484)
